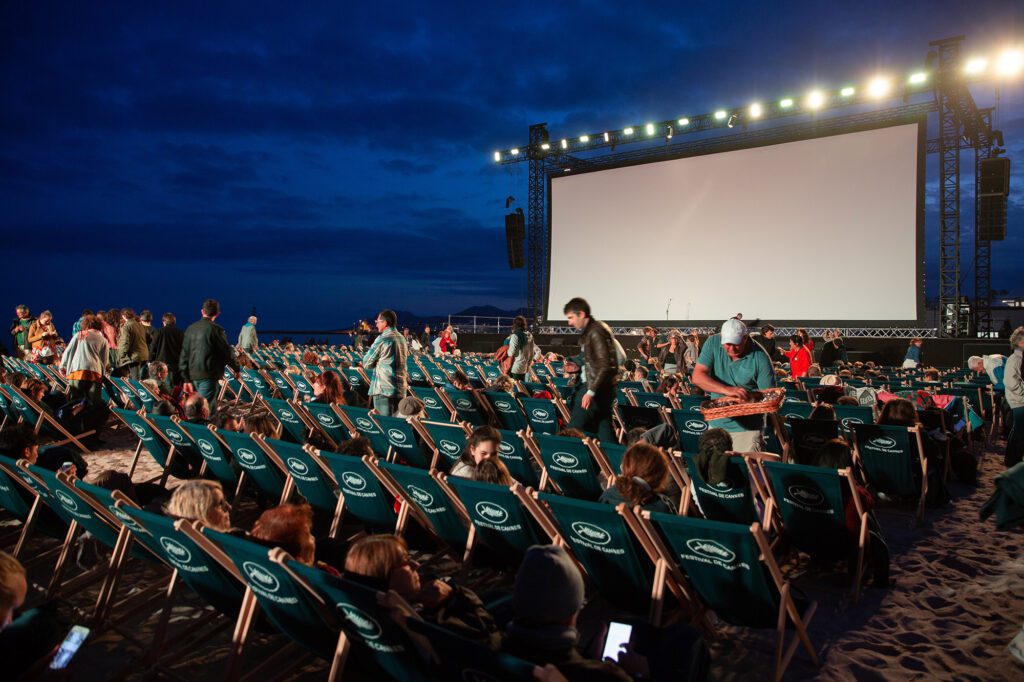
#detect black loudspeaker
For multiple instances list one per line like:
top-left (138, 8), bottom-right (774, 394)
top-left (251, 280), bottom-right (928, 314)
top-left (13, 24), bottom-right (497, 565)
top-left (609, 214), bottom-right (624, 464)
top-left (505, 209), bottom-right (526, 269)
top-left (978, 194), bottom-right (1007, 241)
top-left (979, 157), bottom-right (1010, 197)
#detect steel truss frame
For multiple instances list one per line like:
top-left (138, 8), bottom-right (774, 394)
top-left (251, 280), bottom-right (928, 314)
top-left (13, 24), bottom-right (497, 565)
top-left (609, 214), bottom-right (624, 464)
top-left (538, 326), bottom-right (938, 339)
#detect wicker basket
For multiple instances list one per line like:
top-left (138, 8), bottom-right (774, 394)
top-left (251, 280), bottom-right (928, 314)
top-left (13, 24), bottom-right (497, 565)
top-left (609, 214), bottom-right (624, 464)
top-left (700, 387), bottom-right (786, 421)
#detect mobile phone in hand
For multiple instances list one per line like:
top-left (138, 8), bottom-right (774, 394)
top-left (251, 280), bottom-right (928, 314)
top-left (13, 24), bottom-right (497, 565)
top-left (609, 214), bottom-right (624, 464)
top-left (50, 625), bottom-right (90, 670)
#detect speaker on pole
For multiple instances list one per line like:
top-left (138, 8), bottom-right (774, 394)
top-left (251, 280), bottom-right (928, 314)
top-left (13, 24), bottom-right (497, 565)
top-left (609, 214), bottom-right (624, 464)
top-left (505, 208), bottom-right (525, 269)
top-left (978, 195), bottom-right (1007, 241)
top-left (979, 157), bottom-right (1010, 196)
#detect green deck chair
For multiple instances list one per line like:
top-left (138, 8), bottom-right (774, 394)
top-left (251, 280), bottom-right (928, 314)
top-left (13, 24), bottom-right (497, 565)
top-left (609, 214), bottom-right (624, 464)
top-left (442, 388), bottom-right (488, 426)
top-left (639, 513), bottom-right (818, 682)
top-left (633, 391), bottom-right (672, 409)
top-left (262, 439), bottom-right (341, 528)
top-left (125, 380), bottom-right (158, 412)
top-left (267, 371), bottom-right (295, 400)
top-left (535, 493), bottom-right (655, 615)
top-left (409, 386), bottom-right (453, 422)
top-left (149, 414), bottom-right (204, 476)
top-left (406, 360), bottom-right (430, 387)
top-left (833, 405), bottom-right (875, 433)
top-left (337, 405), bottom-right (391, 457)
top-left (669, 410), bottom-right (711, 453)
top-left (445, 477), bottom-right (546, 570)
top-left (110, 408), bottom-right (188, 481)
top-left (677, 394), bottom-right (706, 414)
top-left (779, 401), bottom-right (814, 422)
top-left (290, 374), bottom-right (316, 401)
top-left (0, 454), bottom-right (68, 556)
top-left (1, 383), bottom-right (92, 453)
top-left (481, 391), bottom-right (529, 431)
top-left (681, 452), bottom-right (761, 525)
top-left (786, 419), bottom-right (840, 466)
top-left (214, 430), bottom-right (289, 503)
top-left (599, 442), bottom-right (628, 475)
top-left (319, 452), bottom-right (397, 533)
top-left (340, 368), bottom-right (369, 400)
top-left (177, 421), bottom-right (239, 489)
top-left (376, 461), bottom-right (469, 552)
top-left (532, 433), bottom-right (606, 500)
top-left (302, 402), bottom-right (350, 448)
top-left (850, 423), bottom-right (927, 520)
top-left (374, 414), bottom-right (433, 469)
top-left (406, 616), bottom-right (536, 680)
top-left (496, 429), bottom-right (540, 488)
top-left (424, 365), bottom-right (450, 387)
top-left (420, 421), bottom-right (469, 470)
top-left (264, 397), bottom-right (309, 443)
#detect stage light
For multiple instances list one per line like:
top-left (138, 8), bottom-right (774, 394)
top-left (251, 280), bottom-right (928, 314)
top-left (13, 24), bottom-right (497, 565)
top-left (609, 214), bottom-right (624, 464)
top-left (678, 117), bottom-right (689, 126)
top-left (726, 114), bottom-right (737, 128)
top-left (779, 98), bottom-right (794, 108)
top-left (604, 131), bottom-right (610, 142)
top-left (908, 71), bottom-right (928, 85)
top-left (996, 48), bottom-right (1023, 76)
top-left (840, 86), bottom-right (855, 97)
top-left (624, 127), bottom-right (634, 135)
top-left (666, 125), bottom-right (673, 139)
top-left (749, 102), bottom-right (762, 118)
top-left (560, 139), bottom-right (568, 149)
top-left (494, 152), bottom-right (501, 162)
top-left (579, 135), bottom-right (589, 143)
top-left (964, 56), bottom-right (987, 75)
top-left (868, 76), bottom-right (891, 98)
top-left (806, 90), bottom-right (825, 109)
top-left (645, 123), bottom-right (655, 135)
top-left (714, 110), bottom-right (727, 120)
top-left (510, 148), bottom-right (519, 156)
top-left (540, 142), bottom-right (550, 150)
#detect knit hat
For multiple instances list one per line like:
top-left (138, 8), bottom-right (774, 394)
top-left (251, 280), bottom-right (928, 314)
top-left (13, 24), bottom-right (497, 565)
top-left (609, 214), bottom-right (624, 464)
top-left (397, 396), bottom-right (425, 417)
top-left (513, 545), bottom-right (584, 623)
top-left (720, 318), bottom-right (748, 345)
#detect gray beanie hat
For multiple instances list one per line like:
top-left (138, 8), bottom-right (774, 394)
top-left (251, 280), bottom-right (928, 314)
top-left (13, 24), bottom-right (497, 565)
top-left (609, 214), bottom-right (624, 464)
top-left (512, 544), bottom-right (584, 623)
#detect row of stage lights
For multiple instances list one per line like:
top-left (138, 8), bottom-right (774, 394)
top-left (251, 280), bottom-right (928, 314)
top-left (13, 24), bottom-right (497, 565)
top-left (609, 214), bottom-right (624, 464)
top-left (493, 47), bottom-right (1024, 162)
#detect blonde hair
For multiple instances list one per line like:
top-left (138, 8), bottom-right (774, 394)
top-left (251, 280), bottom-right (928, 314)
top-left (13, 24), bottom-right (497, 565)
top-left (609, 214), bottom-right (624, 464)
top-left (165, 480), bottom-right (228, 530)
top-left (344, 534), bottom-right (407, 580)
top-left (0, 551), bottom-right (25, 611)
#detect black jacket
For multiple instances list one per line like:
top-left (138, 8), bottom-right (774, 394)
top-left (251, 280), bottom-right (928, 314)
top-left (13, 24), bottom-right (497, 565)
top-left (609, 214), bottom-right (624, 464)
top-left (150, 324), bottom-right (185, 373)
top-left (179, 318), bottom-right (238, 382)
top-left (581, 318), bottom-right (618, 394)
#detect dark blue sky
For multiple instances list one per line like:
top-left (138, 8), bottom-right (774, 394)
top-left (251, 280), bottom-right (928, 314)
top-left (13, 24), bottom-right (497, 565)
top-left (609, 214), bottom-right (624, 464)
top-left (2, 1), bottom-right (1022, 335)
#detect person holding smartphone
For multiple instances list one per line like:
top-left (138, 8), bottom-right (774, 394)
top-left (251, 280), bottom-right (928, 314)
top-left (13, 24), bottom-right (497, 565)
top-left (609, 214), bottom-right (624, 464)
top-left (0, 552), bottom-right (65, 676)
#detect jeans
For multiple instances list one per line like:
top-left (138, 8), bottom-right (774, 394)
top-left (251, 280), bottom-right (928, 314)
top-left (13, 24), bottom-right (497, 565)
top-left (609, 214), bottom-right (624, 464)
top-left (373, 394), bottom-right (400, 416)
top-left (568, 387), bottom-right (616, 444)
top-left (193, 378), bottom-right (218, 408)
top-left (1006, 406), bottom-right (1024, 468)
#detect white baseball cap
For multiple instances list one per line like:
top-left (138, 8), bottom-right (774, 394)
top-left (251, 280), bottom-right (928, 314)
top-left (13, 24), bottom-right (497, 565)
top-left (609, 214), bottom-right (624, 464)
top-left (720, 318), bottom-right (748, 345)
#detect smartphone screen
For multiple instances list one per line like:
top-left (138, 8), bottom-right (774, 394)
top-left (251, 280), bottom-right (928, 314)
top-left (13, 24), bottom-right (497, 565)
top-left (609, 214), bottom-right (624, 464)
top-left (601, 621), bottom-right (633, 662)
top-left (50, 625), bottom-right (90, 670)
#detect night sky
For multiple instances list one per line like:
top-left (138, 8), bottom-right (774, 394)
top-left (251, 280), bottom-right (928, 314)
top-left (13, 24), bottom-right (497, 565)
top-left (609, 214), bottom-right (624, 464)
top-left (2, 1), bottom-right (1022, 337)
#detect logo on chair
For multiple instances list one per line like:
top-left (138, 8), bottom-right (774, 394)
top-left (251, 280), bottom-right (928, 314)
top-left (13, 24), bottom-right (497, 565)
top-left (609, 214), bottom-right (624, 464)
top-left (571, 521), bottom-right (611, 546)
top-left (499, 442), bottom-right (514, 456)
top-left (166, 429), bottom-right (184, 443)
top-left (456, 399), bottom-right (472, 409)
top-left (277, 409), bottom-right (298, 423)
top-left (109, 506), bottom-right (144, 532)
top-left (337, 603), bottom-right (383, 640)
top-left (686, 538), bottom-right (736, 564)
top-left (531, 408), bottom-right (550, 421)
top-left (869, 436), bottom-right (897, 449)
top-left (788, 485), bottom-right (824, 507)
top-left (387, 429), bottom-right (408, 445)
top-left (474, 501), bottom-right (509, 524)
top-left (160, 537), bottom-right (193, 565)
top-left (54, 489), bottom-right (79, 512)
top-left (840, 417), bottom-right (864, 429)
top-left (316, 413), bottom-right (335, 426)
top-left (552, 452), bottom-right (580, 469)
top-left (439, 440), bottom-right (461, 455)
top-left (131, 424), bottom-right (147, 438)
top-left (286, 458), bottom-right (310, 476)
top-left (408, 486), bottom-right (434, 507)
top-left (689, 405), bottom-right (702, 412)
top-left (799, 434), bottom-right (827, 449)
top-left (784, 412), bottom-right (803, 420)
top-left (644, 400), bottom-right (662, 408)
top-left (356, 417), bottom-right (375, 431)
top-left (242, 561), bottom-right (280, 594)
top-left (342, 472), bottom-right (367, 492)
top-left (236, 448), bottom-right (259, 466)
top-left (198, 439), bottom-right (216, 456)
top-left (684, 420), bottom-right (707, 433)
top-left (494, 400), bottom-right (514, 412)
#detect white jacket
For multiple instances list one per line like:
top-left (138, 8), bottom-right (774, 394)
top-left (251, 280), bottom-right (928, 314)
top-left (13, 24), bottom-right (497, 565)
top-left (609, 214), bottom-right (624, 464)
top-left (61, 329), bottom-right (110, 376)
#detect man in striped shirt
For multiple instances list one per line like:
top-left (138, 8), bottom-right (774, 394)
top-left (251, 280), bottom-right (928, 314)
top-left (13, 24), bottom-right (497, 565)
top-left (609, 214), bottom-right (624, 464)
top-left (362, 309), bottom-right (409, 416)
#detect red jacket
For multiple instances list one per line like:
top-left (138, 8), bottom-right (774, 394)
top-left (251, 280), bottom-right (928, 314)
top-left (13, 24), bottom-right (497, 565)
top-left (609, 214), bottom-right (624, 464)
top-left (785, 346), bottom-right (813, 378)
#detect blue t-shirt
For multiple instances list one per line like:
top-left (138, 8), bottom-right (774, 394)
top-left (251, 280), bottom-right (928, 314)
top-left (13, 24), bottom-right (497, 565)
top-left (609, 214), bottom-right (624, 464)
top-left (696, 334), bottom-right (776, 432)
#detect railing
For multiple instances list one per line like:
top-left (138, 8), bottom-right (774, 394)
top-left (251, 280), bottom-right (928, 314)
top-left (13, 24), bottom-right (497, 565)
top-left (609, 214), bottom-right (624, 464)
top-left (446, 315), bottom-right (518, 334)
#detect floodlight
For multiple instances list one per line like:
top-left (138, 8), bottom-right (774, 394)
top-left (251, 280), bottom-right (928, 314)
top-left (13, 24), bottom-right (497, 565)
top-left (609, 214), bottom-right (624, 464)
top-left (540, 142), bottom-right (550, 150)
top-left (779, 98), bottom-right (794, 108)
top-left (645, 123), bottom-right (655, 135)
top-left (806, 90), bottom-right (825, 109)
top-left (749, 102), bottom-right (762, 118)
top-left (624, 127), bottom-right (634, 135)
top-left (604, 131), bottom-right (610, 142)
top-left (868, 76), bottom-right (891, 98)
top-left (964, 56), bottom-right (987, 75)
top-left (579, 135), bottom-right (589, 143)
top-left (666, 125), bottom-right (673, 139)
top-left (840, 86), bottom-right (855, 97)
top-left (560, 139), bottom-right (568, 149)
top-left (493, 152), bottom-right (501, 162)
top-left (996, 48), bottom-right (1023, 76)
top-left (510, 148), bottom-right (519, 156)
top-left (677, 117), bottom-right (689, 125)
top-left (908, 72), bottom-right (928, 85)
top-left (726, 114), bottom-right (737, 128)
top-left (713, 110), bottom-right (727, 120)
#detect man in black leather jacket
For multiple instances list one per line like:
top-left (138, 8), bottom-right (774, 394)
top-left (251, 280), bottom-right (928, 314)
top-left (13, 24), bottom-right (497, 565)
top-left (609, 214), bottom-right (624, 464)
top-left (563, 297), bottom-right (618, 443)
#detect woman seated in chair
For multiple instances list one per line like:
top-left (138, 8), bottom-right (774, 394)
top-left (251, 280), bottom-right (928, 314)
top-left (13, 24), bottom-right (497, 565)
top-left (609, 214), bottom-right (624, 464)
top-left (164, 480), bottom-right (233, 532)
top-left (250, 503), bottom-right (341, 575)
top-left (343, 534), bottom-right (499, 647)
top-left (449, 426), bottom-right (501, 479)
top-left (598, 442), bottom-right (676, 513)
top-left (877, 398), bottom-right (948, 505)
top-left (474, 458), bottom-right (515, 486)
top-left (311, 370), bottom-right (347, 406)
top-left (243, 411), bottom-right (278, 438)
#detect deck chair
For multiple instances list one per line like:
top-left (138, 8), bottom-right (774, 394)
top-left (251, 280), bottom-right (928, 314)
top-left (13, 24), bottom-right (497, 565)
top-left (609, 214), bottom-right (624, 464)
top-left (529, 433), bottom-right (611, 500)
top-left (439, 388), bottom-right (488, 426)
top-left (289, 373), bottom-right (316, 401)
top-left (637, 514), bottom-right (818, 682)
top-left (0, 383), bottom-right (93, 453)
top-left (681, 452), bottom-right (767, 526)
top-left (779, 401), bottom-right (814, 422)
top-left (212, 429), bottom-right (291, 504)
top-left (497, 429), bottom-right (541, 488)
top-left (336, 405), bottom-right (391, 457)
top-left (280, 558), bottom-right (431, 681)
top-left (677, 394), bottom-right (706, 414)
top-left (618, 404), bottom-right (666, 434)
top-left (850, 423), bottom-right (928, 520)
top-left (110, 408), bottom-right (190, 483)
top-left (758, 461), bottom-right (869, 602)
top-left (374, 414), bottom-right (434, 469)
top-left (419, 420), bottom-right (471, 470)
top-left (442, 478), bottom-right (550, 571)
top-left (318, 452), bottom-right (398, 533)
top-left (260, 440), bottom-right (343, 536)
top-left (786, 418), bottom-right (840, 465)
top-left (598, 442), bottom-right (629, 474)
top-left (632, 391), bottom-right (673, 409)
top-left (669, 410), bottom-right (711, 453)
top-left (266, 371), bottom-right (296, 400)
top-left (263, 397), bottom-right (310, 444)
top-left (177, 421), bottom-right (241, 492)
top-left (125, 379), bottom-right (158, 413)
top-left (149, 414), bottom-right (205, 477)
top-left (0, 454), bottom-right (69, 558)
top-left (409, 386), bottom-right (453, 422)
top-left (369, 460), bottom-right (470, 554)
top-left (340, 367), bottom-right (370, 400)
top-left (423, 365), bottom-right (450, 387)
top-left (480, 391), bottom-right (529, 431)
top-left (405, 616), bottom-right (536, 681)
top-left (519, 396), bottom-right (560, 434)
top-left (108, 377), bottom-right (143, 410)
top-left (300, 402), bottom-right (351, 449)
top-left (833, 405), bottom-right (875, 434)
top-left (406, 360), bottom-right (430, 388)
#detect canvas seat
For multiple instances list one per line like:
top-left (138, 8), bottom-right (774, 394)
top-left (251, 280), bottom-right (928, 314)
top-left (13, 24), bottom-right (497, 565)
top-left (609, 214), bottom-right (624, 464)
top-left (850, 423), bottom-right (928, 520)
top-left (527, 433), bottom-right (611, 500)
top-left (409, 386), bottom-right (454, 422)
top-left (786, 418), bottom-right (840, 465)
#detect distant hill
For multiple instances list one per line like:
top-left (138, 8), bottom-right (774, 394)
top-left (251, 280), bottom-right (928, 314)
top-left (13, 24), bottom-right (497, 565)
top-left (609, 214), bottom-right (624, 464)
top-left (452, 305), bottom-right (530, 318)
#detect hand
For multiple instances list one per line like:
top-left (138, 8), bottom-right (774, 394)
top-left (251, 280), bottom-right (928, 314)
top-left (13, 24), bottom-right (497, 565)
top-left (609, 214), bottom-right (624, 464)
top-left (581, 393), bottom-right (593, 410)
top-left (532, 664), bottom-right (569, 682)
top-left (608, 641), bottom-right (650, 677)
top-left (183, 383), bottom-right (194, 394)
top-left (417, 579), bottom-right (453, 608)
top-left (723, 386), bottom-right (751, 400)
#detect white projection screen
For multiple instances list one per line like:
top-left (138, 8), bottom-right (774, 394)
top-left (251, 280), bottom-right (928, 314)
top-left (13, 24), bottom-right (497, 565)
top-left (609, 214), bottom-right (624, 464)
top-left (546, 120), bottom-right (924, 325)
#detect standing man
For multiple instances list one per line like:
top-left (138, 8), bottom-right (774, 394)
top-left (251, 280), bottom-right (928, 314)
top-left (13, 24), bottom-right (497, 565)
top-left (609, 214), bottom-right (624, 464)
top-left (238, 316), bottom-right (259, 352)
top-left (755, 324), bottom-right (780, 362)
top-left (180, 299), bottom-right (238, 407)
top-left (564, 297), bottom-right (618, 443)
top-left (9, 305), bottom-right (35, 358)
top-left (117, 309), bottom-right (150, 380)
top-left (507, 316), bottom-right (535, 381)
top-left (420, 325), bottom-right (432, 355)
top-left (139, 310), bottom-right (156, 345)
top-left (1003, 327), bottom-right (1024, 468)
top-left (362, 309), bottom-right (408, 416)
top-left (151, 313), bottom-right (185, 388)
top-left (692, 318), bottom-right (776, 452)
top-left (637, 326), bottom-right (658, 363)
